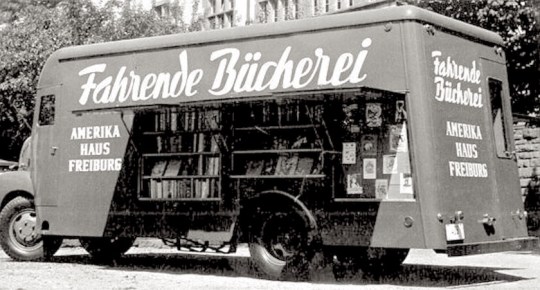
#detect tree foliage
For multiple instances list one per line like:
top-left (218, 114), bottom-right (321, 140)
top-left (405, 0), bottom-right (540, 114)
top-left (0, 0), bottom-right (191, 160)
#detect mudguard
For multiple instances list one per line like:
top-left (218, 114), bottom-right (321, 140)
top-left (0, 171), bottom-right (33, 207)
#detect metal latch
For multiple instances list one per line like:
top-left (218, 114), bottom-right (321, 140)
top-left (478, 214), bottom-right (496, 226)
top-left (511, 209), bottom-right (527, 220)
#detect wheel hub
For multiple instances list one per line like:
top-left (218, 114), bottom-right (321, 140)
top-left (10, 210), bottom-right (41, 247)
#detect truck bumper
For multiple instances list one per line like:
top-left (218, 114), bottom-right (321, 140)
top-left (446, 237), bottom-right (539, 256)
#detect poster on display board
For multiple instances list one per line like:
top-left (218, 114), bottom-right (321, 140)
top-left (361, 135), bottom-right (378, 156)
top-left (342, 142), bottom-right (357, 164)
top-left (366, 103), bottom-right (382, 127)
top-left (347, 173), bottom-right (363, 194)
top-left (363, 158), bottom-right (377, 179)
top-left (400, 173), bottom-right (413, 194)
top-left (375, 179), bottom-right (388, 199)
top-left (383, 154), bottom-right (397, 174)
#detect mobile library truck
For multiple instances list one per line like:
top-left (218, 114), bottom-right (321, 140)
top-left (0, 3), bottom-right (536, 280)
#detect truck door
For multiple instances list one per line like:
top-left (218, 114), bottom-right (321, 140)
top-left (481, 58), bottom-right (528, 239)
top-left (33, 89), bottom-right (60, 209)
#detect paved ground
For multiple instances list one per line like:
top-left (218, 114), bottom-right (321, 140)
top-left (1, 240), bottom-right (540, 289)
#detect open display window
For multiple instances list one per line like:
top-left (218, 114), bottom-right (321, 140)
top-left (229, 89), bottom-right (414, 201)
top-left (230, 96), bottom-right (331, 197)
top-left (135, 106), bottom-right (225, 200)
top-left (331, 90), bottom-right (414, 200)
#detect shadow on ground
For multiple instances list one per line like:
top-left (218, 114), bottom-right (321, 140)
top-left (45, 250), bottom-right (527, 288)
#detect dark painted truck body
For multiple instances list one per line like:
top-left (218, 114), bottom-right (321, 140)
top-left (0, 4), bottom-right (536, 279)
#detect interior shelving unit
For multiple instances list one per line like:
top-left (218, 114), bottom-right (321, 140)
top-left (138, 107), bottom-right (224, 201)
top-left (230, 99), bottom-right (330, 182)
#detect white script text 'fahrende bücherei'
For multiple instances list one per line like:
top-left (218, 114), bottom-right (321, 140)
top-left (77, 39), bottom-right (373, 106)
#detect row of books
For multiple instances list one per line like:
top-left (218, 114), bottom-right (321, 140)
top-left (244, 155), bottom-right (319, 176)
top-left (156, 132), bottom-right (222, 154)
top-left (148, 157), bottom-right (220, 177)
top-left (234, 102), bottom-right (324, 126)
top-left (235, 135), bottom-right (325, 153)
top-left (154, 109), bottom-right (220, 132)
top-left (148, 178), bottom-right (218, 199)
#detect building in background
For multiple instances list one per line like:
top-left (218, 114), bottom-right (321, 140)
top-left (129, 0), bottom-right (398, 30)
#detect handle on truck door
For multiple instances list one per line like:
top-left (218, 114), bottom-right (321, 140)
top-left (50, 146), bottom-right (58, 156)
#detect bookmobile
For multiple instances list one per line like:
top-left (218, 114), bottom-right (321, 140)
top-left (0, 4), bottom-right (537, 280)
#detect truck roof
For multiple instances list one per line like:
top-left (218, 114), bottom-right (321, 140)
top-left (49, 5), bottom-right (503, 64)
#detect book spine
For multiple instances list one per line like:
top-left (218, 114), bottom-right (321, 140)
top-left (150, 180), bottom-right (157, 198)
top-left (156, 181), bottom-right (163, 199)
top-left (171, 111), bottom-right (178, 132)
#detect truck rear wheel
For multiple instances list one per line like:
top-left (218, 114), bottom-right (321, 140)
top-left (248, 212), bottom-right (312, 280)
top-left (0, 196), bottom-right (62, 261)
top-left (80, 237), bottom-right (135, 261)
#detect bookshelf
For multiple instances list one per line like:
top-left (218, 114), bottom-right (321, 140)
top-left (231, 100), bottom-right (329, 180)
top-left (138, 107), bottom-right (223, 200)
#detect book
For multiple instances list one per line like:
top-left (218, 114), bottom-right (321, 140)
top-left (163, 159), bottom-right (182, 176)
top-left (151, 160), bottom-right (168, 176)
top-left (156, 136), bottom-right (163, 153)
top-left (295, 157), bottom-right (314, 175)
top-left (192, 133), bottom-right (199, 153)
top-left (159, 110), bottom-right (168, 131)
top-left (275, 155), bottom-right (298, 175)
top-left (190, 111), bottom-right (197, 131)
top-left (184, 111), bottom-right (190, 131)
top-left (154, 112), bottom-right (160, 131)
top-left (245, 160), bottom-right (264, 175)
top-left (262, 158), bottom-right (276, 175)
top-left (171, 111), bottom-right (178, 132)
top-left (156, 180), bottom-right (163, 198)
top-left (163, 180), bottom-right (170, 198)
top-left (208, 179), bottom-right (216, 198)
top-left (205, 110), bottom-right (220, 130)
top-left (194, 180), bottom-right (202, 198)
top-left (150, 180), bottom-right (157, 198)
top-left (181, 158), bottom-right (195, 175)
top-left (210, 135), bottom-right (219, 152)
top-left (200, 179), bottom-right (210, 198)
top-left (177, 180), bottom-right (191, 198)
top-left (197, 133), bottom-right (206, 175)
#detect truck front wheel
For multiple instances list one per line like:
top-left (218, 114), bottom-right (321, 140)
top-left (80, 237), bottom-right (135, 261)
top-left (0, 196), bottom-right (62, 261)
top-left (248, 212), bottom-right (312, 280)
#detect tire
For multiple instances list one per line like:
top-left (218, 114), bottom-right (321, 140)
top-left (248, 212), bottom-right (312, 280)
top-left (0, 196), bottom-right (62, 261)
top-left (80, 237), bottom-right (135, 261)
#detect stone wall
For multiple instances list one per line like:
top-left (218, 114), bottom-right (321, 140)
top-left (514, 120), bottom-right (540, 196)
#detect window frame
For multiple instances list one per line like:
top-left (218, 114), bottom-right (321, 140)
top-left (38, 94), bottom-right (56, 126)
top-left (487, 77), bottom-right (512, 159)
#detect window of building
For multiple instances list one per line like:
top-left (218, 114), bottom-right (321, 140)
top-left (337, 0), bottom-right (342, 9)
top-left (153, 4), bottom-right (170, 18)
top-left (209, 0), bottom-right (216, 14)
top-left (270, 0), bottom-right (278, 22)
top-left (325, 0), bottom-right (330, 12)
